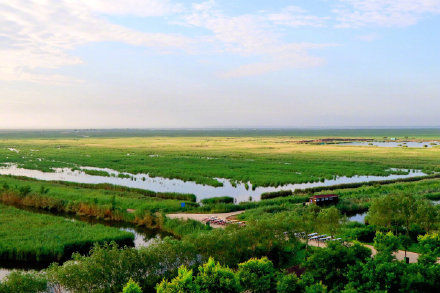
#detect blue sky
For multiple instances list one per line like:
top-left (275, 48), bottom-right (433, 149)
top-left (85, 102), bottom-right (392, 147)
top-left (1, 0), bottom-right (439, 128)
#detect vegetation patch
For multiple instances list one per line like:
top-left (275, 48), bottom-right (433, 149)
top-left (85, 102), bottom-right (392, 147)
top-left (201, 196), bottom-right (234, 205)
top-left (0, 204), bottom-right (134, 263)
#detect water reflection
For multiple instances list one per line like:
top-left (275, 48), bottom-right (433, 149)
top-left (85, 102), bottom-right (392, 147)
top-left (0, 164), bottom-right (428, 202)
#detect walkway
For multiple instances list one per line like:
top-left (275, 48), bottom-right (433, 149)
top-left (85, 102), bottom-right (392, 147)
top-left (167, 211), bottom-right (244, 228)
top-left (308, 239), bottom-right (425, 263)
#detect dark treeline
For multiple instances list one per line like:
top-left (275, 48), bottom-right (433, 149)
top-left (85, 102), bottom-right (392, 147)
top-left (201, 196), bottom-right (234, 205)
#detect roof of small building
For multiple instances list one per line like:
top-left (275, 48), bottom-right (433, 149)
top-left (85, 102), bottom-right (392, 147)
top-left (310, 194), bottom-right (338, 199)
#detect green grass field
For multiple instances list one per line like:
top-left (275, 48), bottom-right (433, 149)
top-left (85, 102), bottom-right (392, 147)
top-left (1, 134), bottom-right (440, 188)
top-left (0, 204), bottom-right (134, 263)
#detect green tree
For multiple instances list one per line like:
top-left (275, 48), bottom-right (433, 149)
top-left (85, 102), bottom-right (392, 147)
top-left (374, 231), bottom-right (399, 256)
top-left (417, 232), bottom-right (440, 265)
top-left (317, 207), bottom-right (342, 236)
top-left (367, 195), bottom-right (395, 229)
top-left (368, 194), bottom-right (437, 236)
top-left (123, 279), bottom-right (142, 293)
top-left (48, 239), bottom-right (199, 292)
top-left (195, 257), bottom-right (240, 293)
top-left (399, 234), bottom-right (412, 261)
top-left (300, 205), bottom-right (321, 250)
top-left (415, 200), bottom-right (438, 232)
top-left (345, 254), bottom-right (406, 292)
top-left (237, 257), bottom-right (276, 293)
top-left (305, 241), bottom-right (371, 290)
top-left (156, 266), bottom-right (200, 293)
top-left (276, 274), bottom-right (302, 293)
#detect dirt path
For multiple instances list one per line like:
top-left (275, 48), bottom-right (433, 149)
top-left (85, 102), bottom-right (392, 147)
top-left (167, 211), bottom-right (245, 228)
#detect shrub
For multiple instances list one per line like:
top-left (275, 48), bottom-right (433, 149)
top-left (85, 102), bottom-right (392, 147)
top-left (277, 274), bottom-right (302, 293)
top-left (201, 197), bottom-right (234, 205)
top-left (156, 266), bottom-right (199, 293)
top-left (261, 190), bottom-right (293, 200)
top-left (0, 271), bottom-right (47, 293)
top-left (237, 257), bottom-right (276, 293)
top-left (195, 257), bottom-right (240, 293)
top-left (123, 278), bottom-right (142, 293)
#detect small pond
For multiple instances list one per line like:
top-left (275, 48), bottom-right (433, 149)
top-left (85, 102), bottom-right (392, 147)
top-left (339, 141), bottom-right (439, 148)
top-left (348, 212), bottom-right (367, 224)
top-left (0, 164), bottom-right (428, 202)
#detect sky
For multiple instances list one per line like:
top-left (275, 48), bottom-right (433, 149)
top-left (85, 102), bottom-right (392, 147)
top-left (1, 0), bottom-right (440, 129)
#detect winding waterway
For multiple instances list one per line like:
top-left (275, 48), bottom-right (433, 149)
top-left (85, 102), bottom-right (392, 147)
top-left (0, 164), bottom-right (428, 202)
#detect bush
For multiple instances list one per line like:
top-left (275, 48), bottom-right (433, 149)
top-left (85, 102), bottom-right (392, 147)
top-left (0, 271), bottom-right (47, 293)
top-left (261, 190), bottom-right (293, 200)
top-left (343, 225), bottom-right (376, 242)
top-left (277, 274), bottom-right (302, 293)
top-left (195, 257), bottom-right (240, 293)
top-left (123, 278), bottom-right (142, 293)
top-left (237, 257), bottom-right (276, 293)
top-left (201, 197), bottom-right (234, 205)
top-left (156, 266), bottom-right (199, 293)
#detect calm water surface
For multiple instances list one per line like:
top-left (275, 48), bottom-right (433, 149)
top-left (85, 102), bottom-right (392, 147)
top-left (0, 164), bottom-right (428, 202)
top-left (348, 212), bottom-right (367, 224)
top-left (340, 141), bottom-right (439, 148)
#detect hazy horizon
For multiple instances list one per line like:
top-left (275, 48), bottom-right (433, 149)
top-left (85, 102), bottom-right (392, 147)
top-left (1, 0), bottom-right (439, 128)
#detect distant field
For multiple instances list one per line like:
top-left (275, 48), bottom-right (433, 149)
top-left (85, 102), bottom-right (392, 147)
top-left (0, 204), bottom-right (133, 263)
top-left (1, 128), bottom-right (440, 139)
top-left (1, 134), bottom-right (440, 187)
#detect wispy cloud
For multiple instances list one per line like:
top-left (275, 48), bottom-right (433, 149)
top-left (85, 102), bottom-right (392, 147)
top-left (83, 0), bottom-right (183, 17)
top-left (334, 0), bottom-right (440, 28)
top-left (0, 0), bottom-right (191, 83)
top-left (267, 5), bottom-right (329, 28)
top-left (184, 1), bottom-right (333, 77)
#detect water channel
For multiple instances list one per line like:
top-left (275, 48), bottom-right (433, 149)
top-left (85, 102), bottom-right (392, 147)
top-left (0, 164), bottom-right (428, 202)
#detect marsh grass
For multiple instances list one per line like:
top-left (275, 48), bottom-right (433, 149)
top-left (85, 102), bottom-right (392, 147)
top-left (2, 136), bottom-right (440, 188)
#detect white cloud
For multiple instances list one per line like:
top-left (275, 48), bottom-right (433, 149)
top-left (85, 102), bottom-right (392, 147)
top-left (83, 0), bottom-right (183, 17)
top-left (267, 5), bottom-right (329, 27)
top-left (334, 0), bottom-right (440, 27)
top-left (0, 0), bottom-right (190, 83)
top-left (184, 1), bottom-right (332, 77)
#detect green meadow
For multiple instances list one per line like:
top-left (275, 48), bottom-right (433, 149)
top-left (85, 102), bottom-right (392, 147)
top-left (1, 135), bottom-right (440, 188)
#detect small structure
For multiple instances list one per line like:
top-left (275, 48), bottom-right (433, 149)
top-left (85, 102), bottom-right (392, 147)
top-left (309, 194), bottom-right (339, 205)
